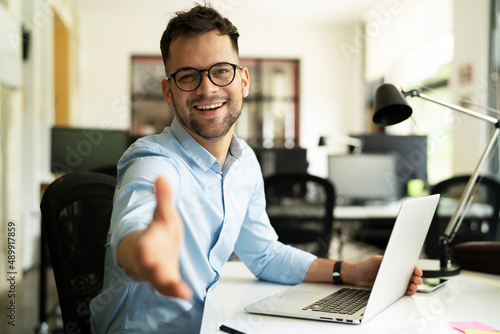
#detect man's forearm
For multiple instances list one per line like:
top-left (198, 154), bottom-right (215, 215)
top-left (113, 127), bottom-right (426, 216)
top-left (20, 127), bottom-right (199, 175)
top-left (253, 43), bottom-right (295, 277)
top-left (304, 258), bottom-right (356, 284)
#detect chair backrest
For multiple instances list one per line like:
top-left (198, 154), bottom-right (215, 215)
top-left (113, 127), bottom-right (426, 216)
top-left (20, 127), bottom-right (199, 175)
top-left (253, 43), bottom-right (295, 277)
top-left (264, 172), bottom-right (335, 258)
top-left (425, 174), bottom-right (500, 258)
top-left (40, 171), bottom-right (116, 333)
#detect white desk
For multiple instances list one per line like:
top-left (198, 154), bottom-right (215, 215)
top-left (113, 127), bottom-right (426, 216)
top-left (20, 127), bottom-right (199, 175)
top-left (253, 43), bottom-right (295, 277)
top-left (201, 261), bottom-right (500, 334)
top-left (334, 202), bottom-right (402, 220)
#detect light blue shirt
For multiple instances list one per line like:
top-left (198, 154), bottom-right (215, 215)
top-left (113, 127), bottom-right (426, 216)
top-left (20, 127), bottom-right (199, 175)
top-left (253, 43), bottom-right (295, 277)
top-left (90, 118), bottom-right (316, 333)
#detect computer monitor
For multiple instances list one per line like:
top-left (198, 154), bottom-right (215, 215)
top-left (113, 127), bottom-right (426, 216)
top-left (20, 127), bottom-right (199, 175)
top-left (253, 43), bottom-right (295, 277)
top-left (253, 148), bottom-right (308, 177)
top-left (328, 154), bottom-right (399, 204)
top-left (353, 134), bottom-right (428, 192)
top-left (51, 127), bottom-right (130, 175)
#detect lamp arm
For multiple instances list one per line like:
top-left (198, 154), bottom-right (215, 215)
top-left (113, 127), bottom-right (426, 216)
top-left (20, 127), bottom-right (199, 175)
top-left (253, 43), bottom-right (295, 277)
top-left (402, 89), bottom-right (499, 125)
top-left (437, 126), bottom-right (500, 267)
top-left (444, 126), bottom-right (500, 240)
top-left (447, 194), bottom-right (474, 243)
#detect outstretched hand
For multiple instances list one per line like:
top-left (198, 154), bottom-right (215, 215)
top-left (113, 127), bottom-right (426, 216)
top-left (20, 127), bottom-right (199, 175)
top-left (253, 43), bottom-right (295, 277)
top-left (118, 177), bottom-right (192, 299)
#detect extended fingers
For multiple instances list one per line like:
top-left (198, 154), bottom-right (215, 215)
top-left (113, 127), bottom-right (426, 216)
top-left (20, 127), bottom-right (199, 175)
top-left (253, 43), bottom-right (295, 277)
top-left (406, 266), bottom-right (424, 296)
top-left (406, 281), bottom-right (419, 295)
top-left (412, 266), bottom-right (423, 286)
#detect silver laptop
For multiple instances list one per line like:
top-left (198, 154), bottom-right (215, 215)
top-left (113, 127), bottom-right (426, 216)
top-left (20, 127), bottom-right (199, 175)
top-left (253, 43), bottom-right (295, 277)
top-left (245, 194), bottom-right (440, 324)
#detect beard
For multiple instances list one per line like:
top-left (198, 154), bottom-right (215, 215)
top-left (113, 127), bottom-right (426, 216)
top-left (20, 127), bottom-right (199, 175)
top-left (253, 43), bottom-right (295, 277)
top-left (172, 94), bottom-right (242, 141)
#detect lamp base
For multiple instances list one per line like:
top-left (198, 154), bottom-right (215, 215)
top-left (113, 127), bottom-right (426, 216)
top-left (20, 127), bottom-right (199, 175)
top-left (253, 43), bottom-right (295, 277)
top-left (417, 258), bottom-right (461, 277)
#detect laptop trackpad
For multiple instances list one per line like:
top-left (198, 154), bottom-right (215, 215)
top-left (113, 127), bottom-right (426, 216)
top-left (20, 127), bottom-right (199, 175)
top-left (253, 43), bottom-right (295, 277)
top-left (284, 290), bottom-right (323, 301)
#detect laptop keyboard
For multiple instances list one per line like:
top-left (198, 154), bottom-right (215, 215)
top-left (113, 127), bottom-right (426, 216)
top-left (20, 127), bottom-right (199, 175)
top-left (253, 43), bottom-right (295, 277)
top-left (302, 288), bottom-right (370, 315)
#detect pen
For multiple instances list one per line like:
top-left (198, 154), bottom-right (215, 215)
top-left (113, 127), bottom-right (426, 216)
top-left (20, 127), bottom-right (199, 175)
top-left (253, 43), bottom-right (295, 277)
top-left (219, 324), bottom-right (247, 334)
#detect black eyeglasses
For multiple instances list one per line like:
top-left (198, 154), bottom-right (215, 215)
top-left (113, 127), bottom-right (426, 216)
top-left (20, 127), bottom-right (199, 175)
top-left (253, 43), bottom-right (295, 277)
top-left (167, 62), bottom-right (242, 92)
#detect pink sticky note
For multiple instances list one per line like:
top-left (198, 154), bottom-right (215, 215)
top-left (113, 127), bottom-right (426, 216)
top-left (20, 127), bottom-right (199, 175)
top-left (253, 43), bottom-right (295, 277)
top-left (448, 321), bottom-right (499, 333)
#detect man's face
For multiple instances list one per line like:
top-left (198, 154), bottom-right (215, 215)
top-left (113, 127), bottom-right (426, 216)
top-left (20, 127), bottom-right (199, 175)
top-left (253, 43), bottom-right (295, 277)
top-left (162, 30), bottom-right (250, 142)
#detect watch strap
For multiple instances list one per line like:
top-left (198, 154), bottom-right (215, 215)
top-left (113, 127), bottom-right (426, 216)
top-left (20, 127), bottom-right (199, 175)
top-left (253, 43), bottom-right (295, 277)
top-left (332, 261), bottom-right (343, 284)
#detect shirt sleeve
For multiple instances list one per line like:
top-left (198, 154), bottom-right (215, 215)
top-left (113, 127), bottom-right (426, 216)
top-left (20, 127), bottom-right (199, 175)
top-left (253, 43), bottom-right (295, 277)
top-left (234, 175), bottom-right (317, 285)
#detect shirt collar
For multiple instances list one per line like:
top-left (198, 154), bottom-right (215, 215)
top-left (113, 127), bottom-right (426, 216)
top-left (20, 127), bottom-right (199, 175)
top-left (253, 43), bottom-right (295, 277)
top-left (169, 117), bottom-right (243, 172)
top-left (228, 132), bottom-right (242, 159)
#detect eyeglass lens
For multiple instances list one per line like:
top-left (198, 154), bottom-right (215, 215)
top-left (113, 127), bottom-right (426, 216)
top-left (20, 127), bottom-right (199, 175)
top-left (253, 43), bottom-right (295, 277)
top-left (175, 63), bottom-right (236, 91)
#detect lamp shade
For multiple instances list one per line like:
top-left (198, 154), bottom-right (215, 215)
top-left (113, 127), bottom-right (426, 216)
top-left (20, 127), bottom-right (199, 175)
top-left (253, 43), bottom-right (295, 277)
top-left (373, 83), bottom-right (413, 126)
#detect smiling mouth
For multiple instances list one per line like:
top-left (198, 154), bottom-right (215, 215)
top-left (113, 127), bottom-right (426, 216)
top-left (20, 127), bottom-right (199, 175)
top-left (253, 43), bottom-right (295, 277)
top-left (195, 102), bottom-right (224, 111)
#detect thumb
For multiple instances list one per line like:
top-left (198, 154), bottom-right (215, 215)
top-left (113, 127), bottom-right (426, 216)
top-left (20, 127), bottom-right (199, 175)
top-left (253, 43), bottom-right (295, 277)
top-left (153, 176), bottom-right (174, 223)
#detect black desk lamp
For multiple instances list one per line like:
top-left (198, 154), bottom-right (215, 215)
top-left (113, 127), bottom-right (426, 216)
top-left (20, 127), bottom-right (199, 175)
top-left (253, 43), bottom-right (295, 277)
top-left (373, 83), bottom-right (500, 277)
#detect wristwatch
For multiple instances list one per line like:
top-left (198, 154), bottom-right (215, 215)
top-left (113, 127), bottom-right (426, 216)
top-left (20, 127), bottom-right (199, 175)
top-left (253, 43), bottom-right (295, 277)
top-left (332, 261), bottom-right (343, 284)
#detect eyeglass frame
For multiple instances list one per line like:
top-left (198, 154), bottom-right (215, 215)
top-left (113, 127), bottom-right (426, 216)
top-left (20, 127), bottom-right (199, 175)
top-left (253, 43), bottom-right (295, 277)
top-left (166, 62), bottom-right (243, 92)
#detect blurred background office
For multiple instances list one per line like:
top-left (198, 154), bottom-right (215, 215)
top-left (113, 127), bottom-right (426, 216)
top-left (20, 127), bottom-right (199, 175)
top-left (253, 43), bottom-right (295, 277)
top-left (1, 0), bottom-right (500, 330)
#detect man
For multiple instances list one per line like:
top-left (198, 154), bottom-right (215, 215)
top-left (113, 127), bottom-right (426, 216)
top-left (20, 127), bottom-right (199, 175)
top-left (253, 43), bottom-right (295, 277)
top-left (90, 4), bottom-right (423, 333)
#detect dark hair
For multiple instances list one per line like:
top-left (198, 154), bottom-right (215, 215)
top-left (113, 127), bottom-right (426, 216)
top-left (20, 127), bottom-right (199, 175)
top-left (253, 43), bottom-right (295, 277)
top-left (160, 3), bottom-right (240, 72)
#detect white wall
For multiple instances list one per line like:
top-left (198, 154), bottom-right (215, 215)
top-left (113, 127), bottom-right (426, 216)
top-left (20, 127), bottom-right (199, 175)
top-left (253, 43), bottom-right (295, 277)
top-left (365, 0), bottom-right (453, 82)
top-left (72, 2), bottom-right (174, 129)
top-left (451, 0), bottom-right (492, 176)
top-left (72, 1), bottom-right (365, 177)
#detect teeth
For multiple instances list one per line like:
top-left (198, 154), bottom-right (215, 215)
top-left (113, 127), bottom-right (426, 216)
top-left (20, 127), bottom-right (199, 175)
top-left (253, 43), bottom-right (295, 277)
top-left (196, 103), bottom-right (223, 110)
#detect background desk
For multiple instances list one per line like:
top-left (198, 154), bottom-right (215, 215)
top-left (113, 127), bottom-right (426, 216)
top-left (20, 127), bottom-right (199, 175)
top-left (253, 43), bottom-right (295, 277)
top-left (334, 199), bottom-right (492, 221)
top-left (334, 202), bottom-right (401, 220)
top-left (201, 261), bottom-right (500, 334)
top-left (334, 203), bottom-right (403, 251)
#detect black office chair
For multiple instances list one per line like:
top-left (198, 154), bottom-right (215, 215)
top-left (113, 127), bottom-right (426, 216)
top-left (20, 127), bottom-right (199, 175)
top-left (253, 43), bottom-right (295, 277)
top-left (40, 171), bottom-right (116, 333)
top-left (264, 173), bottom-right (335, 258)
top-left (425, 174), bottom-right (500, 259)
